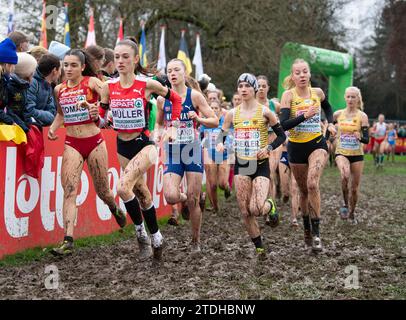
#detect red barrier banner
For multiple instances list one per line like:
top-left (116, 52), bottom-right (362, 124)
top-left (363, 137), bottom-right (406, 154)
top-left (0, 129), bottom-right (172, 258)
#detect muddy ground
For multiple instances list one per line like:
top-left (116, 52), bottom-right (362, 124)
top-left (0, 161), bottom-right (405, 300)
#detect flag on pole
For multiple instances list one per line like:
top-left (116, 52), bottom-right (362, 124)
top-left (39, 0), bottom-right (48, 48)
top-left (116, 18), bottom-right (124, 44)
top-left (139, 22), bottom-right (148, 67)
top-left (85, 8), bottom-right (96, 48)
top-left (157, 25), bottom-right (166, 74)
top-left (192, 33), bottom-right (204, 80)
top-left (7, 0), bottom-right (15, 35)
top-left (63, 3), bottom-right (71, 47)
top-left (177, 29), bottom-right (192, 75)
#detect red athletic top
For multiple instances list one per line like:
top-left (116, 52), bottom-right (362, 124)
top-left (58, 76), bottom-right (98, 127)
top-left (107, 76), bottom-right (150, 134)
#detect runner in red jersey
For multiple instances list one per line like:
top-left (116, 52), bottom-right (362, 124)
top-left (48, 49), bottom-right (126, 256)
top-left (100, 40), bottom-right (182, 263)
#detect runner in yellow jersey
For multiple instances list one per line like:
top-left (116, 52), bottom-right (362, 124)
top-left (334, 87), bottom-right (369, 224)
top-left (280, 59), bottom-right (336, 253)
top-left (216, 73), bottom-right (286, 257)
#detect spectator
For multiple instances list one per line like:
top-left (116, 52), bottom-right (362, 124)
top-left (6, 52), bottom-right (38, 133)
top-left (8, 31), bottom-right (29, 52)
top-left (26, 54), bottom-right (61, 128)
top-left (28, 46), bottom-right (48, 62)
top-left (398, 124), bottom-right (406, 138)
top-left (0, 38), bottom-right (18, 126)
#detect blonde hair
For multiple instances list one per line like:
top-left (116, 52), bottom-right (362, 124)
top-left (345, 86), bottom-right (364, 111)
top-left (283, 59), bottom-right (310, 90)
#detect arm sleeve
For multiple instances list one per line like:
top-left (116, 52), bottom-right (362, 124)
top-left (360, 126), bottom-right (369, 144)
top-left (321, 99), bottom-right (334, 123)
top-left (165, 89), bottom-right (182, 121)
top-left (0, 108), bottom-right (14, 124)
top-left (268, 123), bottom-right (286, 150)
top-left (279, 107), bottom-right (306, 131)
top-left (6, 109), bottom-right (30, 132)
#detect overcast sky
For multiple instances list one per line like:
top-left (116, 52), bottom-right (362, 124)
top-left (336, 0), bottom-right (385, 53)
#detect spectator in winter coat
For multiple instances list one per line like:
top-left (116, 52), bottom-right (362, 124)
top-left (6, 52), bottom-right (37, 132)
top-left (26, 54), bottom-right (61, 128)
top-left (0, 38), bottom-right (18, 126)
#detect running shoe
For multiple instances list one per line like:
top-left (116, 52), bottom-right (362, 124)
top-left (112, 207), bottom-right (127, 228)
top-left (137, 235), bottom-right (153, 261)
top-left (312, 236), bottom-right (323, 252)
top-left (304, 229), bottom-right (312, 247)
top-left (339, 206), bottom-right (349, 220)
top-left (152, 237), bottom-right (165, 262)
top-left (256, 247), bottom-right (266, 260)
top-left (167, 217), bottom-right (179, 226)
top-left (50, 240), bottom-right (74, 256)
top-left (181, 202), bottom-right (190, 220)
top-left (266, 198), bottom-right (279, 228)
top-left (290, 218), bottom-right (299, 228)
top-left (190, 241), bottom-right (201, 254)
top-left (224, 188), bottom-right (231, 199)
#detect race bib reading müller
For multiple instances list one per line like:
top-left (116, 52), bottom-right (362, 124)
top-left (169, 120), bottom-right (195, 144)
top-left (294, 101), bottom-right (321, 133)
top-left (340, 133), bottom-right (360, 150)
top-left (234, 128), bottom-right (260, 158)
top-left (111, 98), bottom-right (145, 130)
top-left (60, 95), bottom-right (90, 124)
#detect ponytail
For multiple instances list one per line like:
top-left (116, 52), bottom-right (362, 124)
top-left (283, 74), bottom-right (295, 90)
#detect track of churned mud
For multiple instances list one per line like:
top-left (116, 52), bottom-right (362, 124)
top-left (0, 165), bottom-right (405, 300)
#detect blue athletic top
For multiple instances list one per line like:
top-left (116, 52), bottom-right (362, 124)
top-left (163, 87), bottom-right (200, 150)
top-left (201, 116), bottom-right (230, 162)
top-left (388, 129), bottom-right (396, 145)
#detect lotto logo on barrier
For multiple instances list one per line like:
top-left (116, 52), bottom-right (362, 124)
top-left (0, 129), bottom-right (172, 258)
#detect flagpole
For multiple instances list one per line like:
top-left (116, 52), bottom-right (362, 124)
top-left (39, 0), bottom-right (48, 48)
top-left (157, 25), bottom-right (166, 74)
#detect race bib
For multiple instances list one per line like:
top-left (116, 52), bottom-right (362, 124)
top-left (169, 120), bottom-right (195, 144)
top-left (60, 95), bottom-right (90, 124)
top-left (340, 133), bottom-right (360, 150)
top-left (234, 128), bottom-right (260, 158)
top-left (294, 108), bottom-right (321, 133)
top-left (208, 129), bottom-right (221, 149)
top-left (111, 98), bottom-right (145, 130)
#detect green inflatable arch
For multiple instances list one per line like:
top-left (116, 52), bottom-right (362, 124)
top-left (277, 42), bottom-right (354, 111)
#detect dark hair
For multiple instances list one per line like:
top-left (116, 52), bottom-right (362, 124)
top-left (85, 45), bottom-right (105, 61)
top-left (64, 49), bottom-right (97, 77)
top-left (103, 48), bottom-right (114, 67)
top-left (38, 54), bottom-right (61, 77)
top-left (257, 75), bottom-right (269, 85)
top-left (8, 31), bottom-right (28, 49)
top-left (115, 40), bottom-right (156, 77)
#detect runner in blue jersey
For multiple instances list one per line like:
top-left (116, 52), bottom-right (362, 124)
top-left (155, 59), bottom-right (218, 254)
top-left (201, 100), bottom-right (232, 213)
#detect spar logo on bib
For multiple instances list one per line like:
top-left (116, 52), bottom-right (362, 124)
top-left (134, 98), bottom-right (144, 109)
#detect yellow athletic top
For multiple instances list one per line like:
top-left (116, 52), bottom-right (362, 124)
top-left (288, 88), bottom-right (322, 143)
top-left (233, 104), bottom-right (268, 160)
top-left (335, 109), bottom-right (363, 156)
